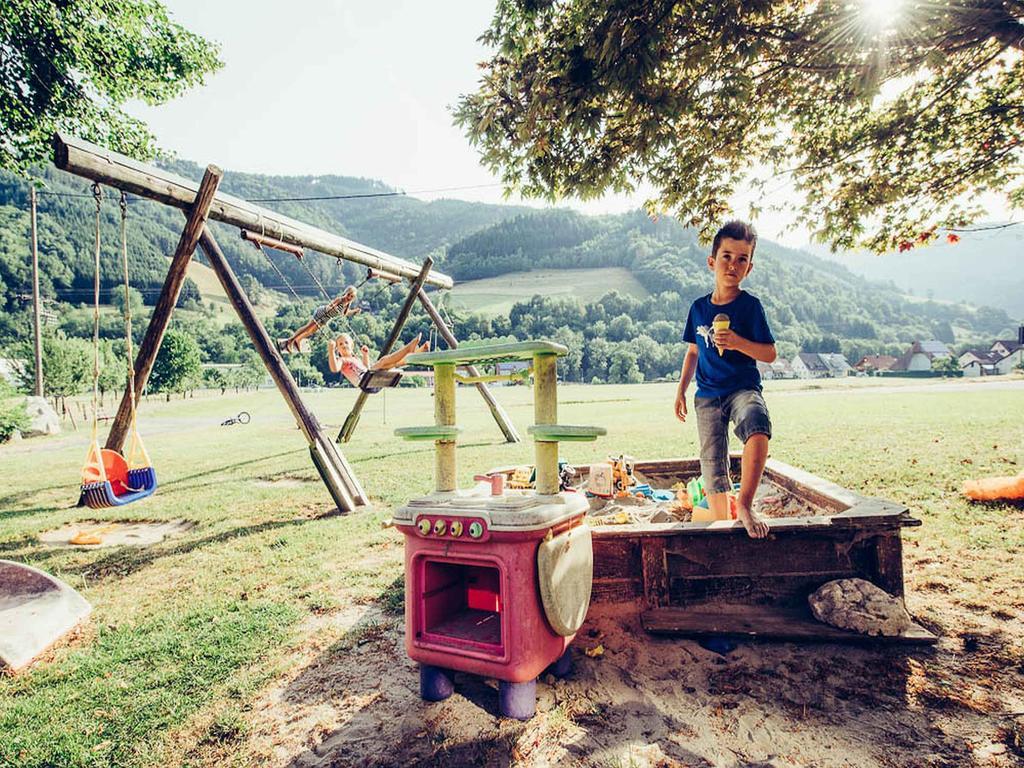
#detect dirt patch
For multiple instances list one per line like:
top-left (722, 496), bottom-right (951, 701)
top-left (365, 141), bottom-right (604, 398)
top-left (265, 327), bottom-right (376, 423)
top-left (39, 519), bottom-right (195, 548)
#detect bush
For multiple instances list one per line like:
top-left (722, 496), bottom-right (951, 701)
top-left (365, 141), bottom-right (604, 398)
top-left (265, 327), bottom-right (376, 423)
top-left (0, 380), bottom-right (29, 442)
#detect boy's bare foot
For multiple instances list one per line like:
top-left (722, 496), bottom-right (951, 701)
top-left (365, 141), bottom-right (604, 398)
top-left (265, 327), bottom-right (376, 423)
top-left (735, 501), bottom-right (769, 539)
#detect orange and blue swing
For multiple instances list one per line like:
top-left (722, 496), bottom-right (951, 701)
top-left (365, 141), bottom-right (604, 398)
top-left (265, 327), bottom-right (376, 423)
top-left (78, 185), bottom-right (157, 509)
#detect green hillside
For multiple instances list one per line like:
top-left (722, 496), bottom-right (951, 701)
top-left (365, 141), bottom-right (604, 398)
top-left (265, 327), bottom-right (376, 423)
top-left (450, 267), bottom-right (649, 316)
top-left (0, 159), bottom-right (1019, 389)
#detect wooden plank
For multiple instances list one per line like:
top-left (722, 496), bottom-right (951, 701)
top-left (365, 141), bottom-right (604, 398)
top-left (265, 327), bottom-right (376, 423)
top-left (53, 133), bottom-right (452, 289)
top-left (640, 537), bottom-right (668, 609)
top-left (641, 604), bottom-right (937, 644)
top-left (105, 165), bottom-right (223, 452)
top-left (197, 224), bottom-right (365, 510)
top-left (668, 572), bottom-right (865, 608)
top-left (873, 532), bottom-right (906, 597)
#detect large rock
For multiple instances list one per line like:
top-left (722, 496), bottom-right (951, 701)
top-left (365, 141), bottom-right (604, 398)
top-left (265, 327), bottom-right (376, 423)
top-left (808, 578), bottom-right (912, 637)
top-left (22, 396), bottom-right (61, 437)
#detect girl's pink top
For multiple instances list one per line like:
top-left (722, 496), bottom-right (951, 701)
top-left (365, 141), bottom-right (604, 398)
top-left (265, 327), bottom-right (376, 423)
top-left (339, 356), bottom-right (366, 387)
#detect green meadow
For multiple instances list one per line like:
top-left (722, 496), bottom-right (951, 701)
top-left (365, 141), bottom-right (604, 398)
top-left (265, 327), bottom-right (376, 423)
top-left (0, 376), bottom-right (1022, 766)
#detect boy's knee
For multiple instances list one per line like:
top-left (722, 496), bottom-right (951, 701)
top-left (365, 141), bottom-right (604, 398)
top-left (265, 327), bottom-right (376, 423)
top-left (732, 394), bottom-right (772, 443)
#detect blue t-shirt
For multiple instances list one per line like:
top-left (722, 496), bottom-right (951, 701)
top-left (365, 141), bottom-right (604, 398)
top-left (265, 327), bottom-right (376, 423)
top-left (682, 291), bottom-right (775, 398)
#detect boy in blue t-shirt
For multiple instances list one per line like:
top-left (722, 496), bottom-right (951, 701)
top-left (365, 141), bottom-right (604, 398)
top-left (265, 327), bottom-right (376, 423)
top-left (676, 221), bottom-right (777, 538)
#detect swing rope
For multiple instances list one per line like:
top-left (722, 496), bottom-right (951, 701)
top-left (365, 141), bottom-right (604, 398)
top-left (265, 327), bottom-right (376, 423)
top-left (118, 192), bottom-right (151, 472)
top-left (89, 183), bottom-right (102, 449)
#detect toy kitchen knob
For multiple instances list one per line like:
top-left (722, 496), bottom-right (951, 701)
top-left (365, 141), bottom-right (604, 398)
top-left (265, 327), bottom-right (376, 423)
top-left (468, 521), bottom-right (484, 539)
top-left (417, 519), bottom-right (432, 536)
top-left (433, 519), bottom-right (448, 536)
top-left (449, 520), bottom-right (463, 537)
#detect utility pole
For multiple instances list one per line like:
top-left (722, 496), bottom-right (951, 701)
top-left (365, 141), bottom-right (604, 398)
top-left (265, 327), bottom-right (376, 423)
top-left (30, 187), bottom-right (43, 397)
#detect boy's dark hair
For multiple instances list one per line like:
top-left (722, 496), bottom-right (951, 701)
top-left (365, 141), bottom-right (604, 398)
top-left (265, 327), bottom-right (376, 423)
top-left (711, 220), bottom-right (757, 258)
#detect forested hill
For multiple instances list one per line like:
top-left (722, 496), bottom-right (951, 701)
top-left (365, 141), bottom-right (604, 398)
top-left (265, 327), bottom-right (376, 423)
top-left (443, 208), bottom-right (1017, 359)
top-left (0, 161), bottom-right (528, 322)
top-left (0, 161), bottom-right (1017, 366)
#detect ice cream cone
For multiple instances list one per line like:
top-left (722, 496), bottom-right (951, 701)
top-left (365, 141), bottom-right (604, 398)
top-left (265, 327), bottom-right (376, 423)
top-left (712, 313), bottom-right (730, 356)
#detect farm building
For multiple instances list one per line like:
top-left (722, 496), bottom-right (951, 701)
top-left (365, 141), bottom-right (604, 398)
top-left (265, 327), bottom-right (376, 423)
top-left (891, 340), bottom-right (951, 372)
top-left (791, 352), bottom-right (833, 379)
top-left (854, 354), bottom-right (898, 373)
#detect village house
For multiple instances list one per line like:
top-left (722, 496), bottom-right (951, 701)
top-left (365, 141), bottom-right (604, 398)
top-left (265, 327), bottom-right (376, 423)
top-left (854, 354), bottom-right (898, 374)
top-left (990, 326), bottom-right (1024, 359)
top-left (791, 352), bottom-right (832, 379)
top-left (756, 359), bottom-right (796, 380)
top-left (819, 353), bottom-right (852, 377)
top-left (995, 346), bottom-right (1024, 375)
top-left (958, 349), bottom-right (1001, 377)
top-left (891, 340), bottom-right (951, 371)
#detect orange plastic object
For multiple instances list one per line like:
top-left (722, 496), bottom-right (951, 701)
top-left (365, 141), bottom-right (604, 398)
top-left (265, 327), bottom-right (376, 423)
top-left (81, 448), bottom-right (130, 495)
top-left (962, 473), bottom-right (1024, 501)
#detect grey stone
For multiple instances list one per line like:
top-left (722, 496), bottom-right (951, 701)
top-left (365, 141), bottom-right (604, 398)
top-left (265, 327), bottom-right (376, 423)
top-left (808, 578), bottom-right (912, 636)
top-left (22, 396), bottom-right (61, 437)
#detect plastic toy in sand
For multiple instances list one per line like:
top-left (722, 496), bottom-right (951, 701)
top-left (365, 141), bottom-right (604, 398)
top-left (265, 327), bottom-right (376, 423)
top-left (962, 472), bottom-right (1024, 502)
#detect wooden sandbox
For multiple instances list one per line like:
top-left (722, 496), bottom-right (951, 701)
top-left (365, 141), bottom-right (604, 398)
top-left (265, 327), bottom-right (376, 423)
top-left (582, 457), bottom-right (936, 644)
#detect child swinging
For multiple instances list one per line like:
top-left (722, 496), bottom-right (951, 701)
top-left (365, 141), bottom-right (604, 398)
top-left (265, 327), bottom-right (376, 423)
top-left (329, 332), bottom-right (429, 392)
top-left (278, 285), bottom-right (361, 354)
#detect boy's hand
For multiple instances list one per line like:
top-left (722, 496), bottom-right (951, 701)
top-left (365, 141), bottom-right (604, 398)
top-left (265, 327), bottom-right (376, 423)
top-left (360, 344), bottom-right (369, 354)
top-left (713, 328), bottom-right (744, 353)
top-left (674, 392), bottom-right (687, 422)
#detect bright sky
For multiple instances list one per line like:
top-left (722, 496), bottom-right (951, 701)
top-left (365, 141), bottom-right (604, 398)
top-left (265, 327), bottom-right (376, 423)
top-left (125, 0), bottom-right (1007, 249)
top-left (126, 0), bottom-right (808, 242)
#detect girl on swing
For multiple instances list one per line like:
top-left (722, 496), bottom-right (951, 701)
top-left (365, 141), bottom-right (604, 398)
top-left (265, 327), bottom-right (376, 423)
top-left (278, 285), bottom-right (362, 354)
top-left (329, 332), bottom-right (429, 390)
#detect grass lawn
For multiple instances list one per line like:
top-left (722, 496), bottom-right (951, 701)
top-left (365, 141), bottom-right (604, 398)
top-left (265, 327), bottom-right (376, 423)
top-left (448, 267), bottom-right (649, 316)
top-left (1, 376), bottom-right (1022, 767)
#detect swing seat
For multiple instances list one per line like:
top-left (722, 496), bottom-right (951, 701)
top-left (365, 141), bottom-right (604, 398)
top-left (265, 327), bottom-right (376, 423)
top-left (79, 447), bottom-right (157, 509)
top-left (359, 368), bottom-right (403, 393)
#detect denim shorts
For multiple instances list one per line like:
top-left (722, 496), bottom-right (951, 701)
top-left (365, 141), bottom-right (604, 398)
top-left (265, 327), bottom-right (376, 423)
top-left (693, 388), bottom-right (772, 494)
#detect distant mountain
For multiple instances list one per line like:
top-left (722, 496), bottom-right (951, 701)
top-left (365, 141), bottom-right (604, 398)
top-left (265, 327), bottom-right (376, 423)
top-left (805, 228), bottom-right (1024, 320)
top-left (0, 160), bottom-right (1017, 362)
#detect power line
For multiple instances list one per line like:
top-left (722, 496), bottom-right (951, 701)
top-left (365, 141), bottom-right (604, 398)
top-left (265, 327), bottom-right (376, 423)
top-left (250, 182), bottom-right (503, 203)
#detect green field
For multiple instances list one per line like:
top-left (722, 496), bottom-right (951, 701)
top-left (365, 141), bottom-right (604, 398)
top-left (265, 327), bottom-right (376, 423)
top-left (447, 267), bottom-right (650, 316)
top-left (1, 376), bottom-right (1022, 767)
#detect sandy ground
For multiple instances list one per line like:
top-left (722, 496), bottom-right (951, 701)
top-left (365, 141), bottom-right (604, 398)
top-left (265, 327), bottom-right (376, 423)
top-left (198, 526), bottom-right (1024, 768)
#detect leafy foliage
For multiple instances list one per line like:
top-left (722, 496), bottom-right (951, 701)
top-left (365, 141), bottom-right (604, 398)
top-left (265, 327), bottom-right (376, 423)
top-left (0, 0), bottom-right (222, 175)
top-left (455, 0), bottom-right (1024, 251)
top-left (149, 329), bottom-right (201, 395)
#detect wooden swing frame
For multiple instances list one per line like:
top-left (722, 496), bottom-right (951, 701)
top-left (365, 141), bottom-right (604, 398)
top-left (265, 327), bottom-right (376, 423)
top-left (53, 133), bottom-right (520, 513)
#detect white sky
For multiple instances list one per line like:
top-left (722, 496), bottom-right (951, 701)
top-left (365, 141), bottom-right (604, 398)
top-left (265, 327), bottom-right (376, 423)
top-left (126, 0), bottom-right (803, 242)
top-left (126, 0), bottom-right (1007, 249)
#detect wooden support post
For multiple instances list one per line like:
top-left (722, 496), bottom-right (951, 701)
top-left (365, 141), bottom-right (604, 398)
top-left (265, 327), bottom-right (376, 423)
top-left (434, 363), bottom-right (457, 493)
top-left (533, 352), bottom-right (559, 495)
top-left (197, 224), bottom-right (366, 511)
top-left (105, 166), bottom-right (223, 452)
top-left (337, 257), bottom-right (434, 443)
top-left (29, 187), bottom-right (43, 397)
top-left (416, 289), bottom-right (520, 444)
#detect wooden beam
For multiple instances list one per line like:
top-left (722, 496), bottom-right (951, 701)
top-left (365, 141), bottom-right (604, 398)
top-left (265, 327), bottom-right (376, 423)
top-left (105, 165), bottom-right (223, 451)
top-left (196, 224), bottom-right (366, 511)
top-left (416, 289), bottom-right (520, 443)
top-left (53, 133), bottom-right (453, 289)
top-left (337, 257), bottom-right (434, 443)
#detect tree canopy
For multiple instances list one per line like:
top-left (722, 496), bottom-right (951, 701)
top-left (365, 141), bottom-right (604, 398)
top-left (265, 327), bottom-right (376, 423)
top-left (456, 0), bottom-right (1024, 251)
top-left (0, 0), bottom-right (222, 175)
